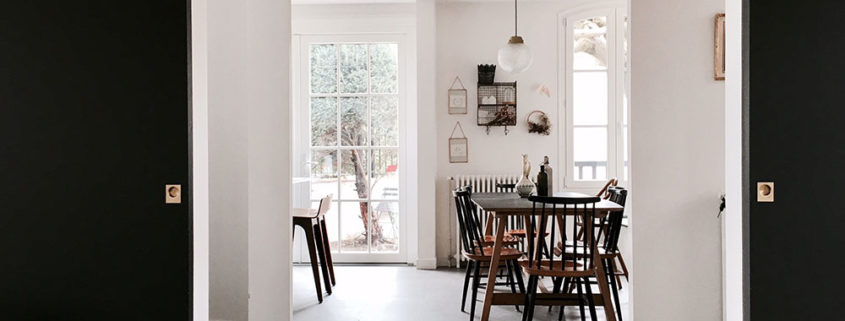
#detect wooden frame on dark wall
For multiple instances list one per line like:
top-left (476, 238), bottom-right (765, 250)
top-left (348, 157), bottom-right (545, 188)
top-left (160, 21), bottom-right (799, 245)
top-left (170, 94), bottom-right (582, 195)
top-left (715, 13), bottom-right (726, 80)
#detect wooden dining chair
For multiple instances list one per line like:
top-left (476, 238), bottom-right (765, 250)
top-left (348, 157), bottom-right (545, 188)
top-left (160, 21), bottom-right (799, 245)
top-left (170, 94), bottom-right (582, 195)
top-left (292, 194), bottom-right (334, 303)
top-left (454, 187), bottom-right (524, 321)
top-left (521, 195), bottom-right (603, 321)
top-left (555, 187), bottom-right (628, 321)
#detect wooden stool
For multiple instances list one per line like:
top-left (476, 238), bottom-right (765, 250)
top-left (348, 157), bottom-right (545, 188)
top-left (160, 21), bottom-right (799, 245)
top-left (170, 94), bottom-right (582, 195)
top-left (292, 194), bottom-right (334, 303)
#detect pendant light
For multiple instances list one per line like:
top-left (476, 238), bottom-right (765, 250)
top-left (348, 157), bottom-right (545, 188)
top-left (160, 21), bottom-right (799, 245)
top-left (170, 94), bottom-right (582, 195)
top-left (497, 0), bottom-right (532, 73)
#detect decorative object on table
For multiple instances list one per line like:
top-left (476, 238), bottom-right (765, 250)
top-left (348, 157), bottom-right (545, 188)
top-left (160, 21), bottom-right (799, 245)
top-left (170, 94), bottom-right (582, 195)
top-left (526, 110), bottom-right (551, 135)
top-left (477, 64), bottom-right (496, 84)
top-left (448, 122), bottom-right (469, 163)
top-left (477, 81), bottom-right (517, 135)
top-left (448, 76), bottom-right (468, 114)
top-left (536, 84), bottom-right (551, 97)
top-left (497, 0), bottom-right (532, 74)
top-left (536, 164), bottom-right (549, 197)
top-left (541, 156), bottom-right (553, 195)
top-left (516, 154), bottom-right (535, 198)
top-left (714, 13), bottom-right (726, 80)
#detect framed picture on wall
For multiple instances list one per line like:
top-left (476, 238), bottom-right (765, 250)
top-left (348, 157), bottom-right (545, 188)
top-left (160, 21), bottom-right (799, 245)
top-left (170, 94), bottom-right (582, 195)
top-left (448, 122), bottom-right (468, 163)
top-left (448, 76), bottom-right (468, 114)
top-left (715, 13), bottom-right (726, 80)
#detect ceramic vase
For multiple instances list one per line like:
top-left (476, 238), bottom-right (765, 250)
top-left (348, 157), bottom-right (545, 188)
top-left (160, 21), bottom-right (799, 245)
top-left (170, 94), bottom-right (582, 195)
top-left (516, 154), bottom-right (535, 198)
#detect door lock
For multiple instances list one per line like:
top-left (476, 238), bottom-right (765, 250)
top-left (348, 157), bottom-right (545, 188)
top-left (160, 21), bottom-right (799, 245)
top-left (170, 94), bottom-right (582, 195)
top-left (165, 184), bottom-right (182, 204)
top-left (757, 182), bottom-right (774, 203)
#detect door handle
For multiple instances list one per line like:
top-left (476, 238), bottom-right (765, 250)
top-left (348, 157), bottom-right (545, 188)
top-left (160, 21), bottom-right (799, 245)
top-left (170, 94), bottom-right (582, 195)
top-left (757, 182), bottom-right (774, 203)
top-left (166, 184), bottom-right (182, 204)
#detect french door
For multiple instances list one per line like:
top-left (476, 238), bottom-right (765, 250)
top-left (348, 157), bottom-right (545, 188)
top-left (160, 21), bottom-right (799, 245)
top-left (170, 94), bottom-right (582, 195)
top-left (294, 34), bottom-right (406, 263)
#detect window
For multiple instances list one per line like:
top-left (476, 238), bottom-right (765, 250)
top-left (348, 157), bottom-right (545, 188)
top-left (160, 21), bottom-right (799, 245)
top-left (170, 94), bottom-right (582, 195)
top-left (563, 6), bottom-right (629, 188)
top-left (305, 39), bottom-right (404, 261)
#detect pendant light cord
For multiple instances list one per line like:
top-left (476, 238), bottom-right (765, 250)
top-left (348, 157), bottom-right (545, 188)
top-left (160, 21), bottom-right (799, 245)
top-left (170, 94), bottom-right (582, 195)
top-left (514, 0), bottom-right (518, 36)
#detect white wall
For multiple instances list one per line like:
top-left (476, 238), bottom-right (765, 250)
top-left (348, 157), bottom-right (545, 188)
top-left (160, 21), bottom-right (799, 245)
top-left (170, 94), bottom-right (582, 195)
top-left (434, 0), bottom-right (594, 266)
top-left (629, 0), bottom-right (724, 320)
top-left (208, 0), bottom-right (250, 317)
top-left (415, 0), bottom-right (438, 269)
top-left (207, 0), bottom-right (292, 319)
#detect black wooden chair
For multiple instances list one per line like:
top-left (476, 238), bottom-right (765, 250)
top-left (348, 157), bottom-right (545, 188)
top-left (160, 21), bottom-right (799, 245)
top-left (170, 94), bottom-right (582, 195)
top-left (454, 187), bottom-right (524, 321)
top-left (292, 194), bottom-right (334, 303)
top-left (521, 195), bottom-right (602, 321)
top-left (554, 187), bottom-right (628, 321)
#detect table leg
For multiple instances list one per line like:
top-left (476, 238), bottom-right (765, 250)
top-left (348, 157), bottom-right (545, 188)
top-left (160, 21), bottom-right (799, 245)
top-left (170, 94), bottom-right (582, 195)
top-left (593, 247), bottom-right (617, 321)
top-left (480, 216), bottom-right (507, 321)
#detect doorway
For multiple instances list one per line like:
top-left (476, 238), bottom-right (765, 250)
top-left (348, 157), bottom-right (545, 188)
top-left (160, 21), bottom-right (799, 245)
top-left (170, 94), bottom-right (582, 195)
top-left (293, 34), bottom-right (408, 263)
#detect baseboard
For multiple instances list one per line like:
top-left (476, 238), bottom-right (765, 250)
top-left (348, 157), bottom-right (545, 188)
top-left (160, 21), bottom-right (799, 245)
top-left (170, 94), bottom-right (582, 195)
top-left (415, 258), bottom-right (437, 270)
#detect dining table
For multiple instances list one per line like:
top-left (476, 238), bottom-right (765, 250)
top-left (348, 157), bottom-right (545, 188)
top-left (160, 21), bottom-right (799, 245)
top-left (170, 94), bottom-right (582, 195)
top-left (470, 191), bottom-right (625, 321)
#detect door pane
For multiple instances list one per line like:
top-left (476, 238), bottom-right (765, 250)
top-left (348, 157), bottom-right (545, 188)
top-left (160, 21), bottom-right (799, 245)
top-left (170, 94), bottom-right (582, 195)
top-left (339, 201), bottom-right (368, 253)
top-left (370, 95), bottom-right (399, 146)
top-left (573, 127), bottom-right (607, 181)
top-left (310, 149), bottom-right (337, 199)
top-left (340, 44), bottom-right (368, 94)
top-left (310, 97), bottom-right (337, 146)
top-left (369, 44), bottom-right (399, 93)
top-left (340, 97), bottom-right (367, 146)
top-left (371, 149), bottom-right (399, 200)
top-left (573, 72), bottom-right (608, 126)
top-left (340, 149), bottom-right (368, 200)
top-left (310, 44), bottom-right (337, 94)
top-left (573, 17), bottom-right (608, 70)
top-left (371, 201), bottom-right (399, 252)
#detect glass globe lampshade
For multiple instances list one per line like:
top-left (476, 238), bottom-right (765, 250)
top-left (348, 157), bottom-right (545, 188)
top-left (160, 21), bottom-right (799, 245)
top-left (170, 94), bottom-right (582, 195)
top-left (498, 36), bottom-right (532, 73)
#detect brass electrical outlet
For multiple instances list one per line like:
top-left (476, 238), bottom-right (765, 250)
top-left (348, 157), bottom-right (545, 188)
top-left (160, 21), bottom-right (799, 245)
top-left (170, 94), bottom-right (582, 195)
top-left (165, 184), bottom-right (182, 204)
top-left (757, 182), bottom-right (774, 203)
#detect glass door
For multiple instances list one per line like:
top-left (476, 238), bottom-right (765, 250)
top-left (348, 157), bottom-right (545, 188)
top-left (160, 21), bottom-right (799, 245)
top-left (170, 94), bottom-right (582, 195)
top-left (297, 35), bottom-right (405, 263)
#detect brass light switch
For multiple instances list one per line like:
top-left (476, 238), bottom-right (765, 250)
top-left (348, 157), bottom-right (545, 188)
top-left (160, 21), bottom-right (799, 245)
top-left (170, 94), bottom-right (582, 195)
top-left (166, 184), bottom-right (182, 204)
top-left (757, 182), bottom-right (774, 203)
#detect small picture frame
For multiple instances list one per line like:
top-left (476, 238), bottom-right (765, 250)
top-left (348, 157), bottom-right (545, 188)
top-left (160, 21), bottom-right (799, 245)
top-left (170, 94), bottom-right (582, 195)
top-left (449, 137), bottom-right (468, 163)
top-left (714, 13), bottom-right (726, 80)
top-left (448, 121), bottom-right (468, 163)
top-left (448, 89), bottom-right (468, 114)
top-left (448, 76), bottom-right (468, 114)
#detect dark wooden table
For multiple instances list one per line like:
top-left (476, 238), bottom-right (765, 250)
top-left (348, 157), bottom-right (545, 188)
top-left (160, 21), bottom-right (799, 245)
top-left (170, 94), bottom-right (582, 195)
top-left (471, 192), bottom-right (624, 321)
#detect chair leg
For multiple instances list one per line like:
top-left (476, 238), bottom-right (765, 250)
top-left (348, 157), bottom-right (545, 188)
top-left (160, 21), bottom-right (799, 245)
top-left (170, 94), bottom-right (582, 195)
top-left (616, 252), bottom-right (630, 282)
top-left (312, 223), bottom-right (332, 295)
top-left (320, 218), bottom-right (336, 286)
top-left (461, 260), bottom-right (473, 312)
top-left (505, 260), bottom-right (520, 312)
top-left (583, 277), bottom-right (598, 321)
top-left (469, 262), bottom-right (481, 321)
top-left (575, 277), bottom-right (586, 321)
top-left (522, 275), bottom-right (538, 321)
top-left (302, 222), bottom-right (323, 303)
top-left (607, 258), bottom-right (624, 321)
top-left (513, 261), bottom-right (525, 294)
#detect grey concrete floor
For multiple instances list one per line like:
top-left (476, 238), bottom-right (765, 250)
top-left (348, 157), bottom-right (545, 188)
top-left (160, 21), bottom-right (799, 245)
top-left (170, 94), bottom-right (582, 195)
top-left (293, 265), bottom-right (628, 321)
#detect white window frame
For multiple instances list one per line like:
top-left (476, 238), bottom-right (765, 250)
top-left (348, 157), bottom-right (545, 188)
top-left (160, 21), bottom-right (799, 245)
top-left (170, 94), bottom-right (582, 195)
top-left (559, 3), bottom-right (629, 191)
top-left (293, 34), bottom-right (408, 264)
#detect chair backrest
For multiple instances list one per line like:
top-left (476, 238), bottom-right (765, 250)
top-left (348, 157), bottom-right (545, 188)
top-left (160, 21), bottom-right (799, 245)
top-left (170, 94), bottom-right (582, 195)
top-left (525, 195), bottom-right (601, 273)
top-left (495, 183), bottom-right (516, 193)
top-left (316, 194), bottom-right (333, 217)
top-left (596, 177), bottom-right (619, 199)
top-left (598, 187), bottom-right (627, 253)
top-left (453, 186), bottom-right (484, 255)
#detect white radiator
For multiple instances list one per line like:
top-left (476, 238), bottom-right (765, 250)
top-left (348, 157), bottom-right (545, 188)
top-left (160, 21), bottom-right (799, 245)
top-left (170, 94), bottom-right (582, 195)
top-left (448, 175), bottom-right (520, 267)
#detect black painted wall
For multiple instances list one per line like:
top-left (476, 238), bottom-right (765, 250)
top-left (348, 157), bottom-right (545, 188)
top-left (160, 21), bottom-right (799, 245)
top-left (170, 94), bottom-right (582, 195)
top-left (0, 1), bottom-right (192, 320)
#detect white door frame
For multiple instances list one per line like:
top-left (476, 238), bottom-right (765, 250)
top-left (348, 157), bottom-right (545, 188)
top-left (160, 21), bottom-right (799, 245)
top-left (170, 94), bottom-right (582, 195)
top-left (293, 33), bottom-right (409, 263)
top-left (724, 0), bottom-right (744, 320)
